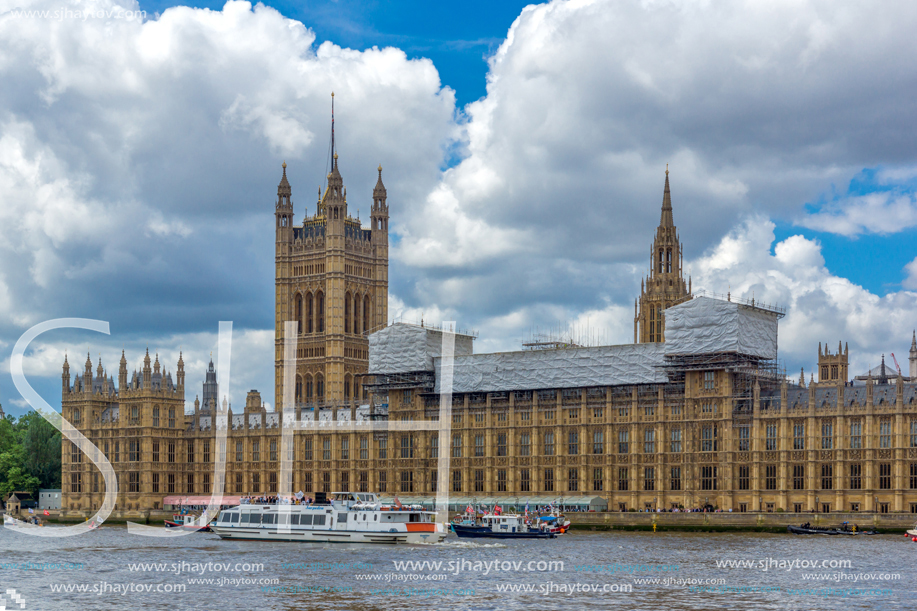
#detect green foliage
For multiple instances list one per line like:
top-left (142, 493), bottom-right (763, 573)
top-left (17, 411), bottom-right (62, 489)
top-left (0, 408), bottom-right (61, 499)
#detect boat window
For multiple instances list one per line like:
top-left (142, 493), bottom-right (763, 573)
top-left (291, 515), bottom-right (300, 525)
top-left (263, 514), bottom-right (276, 525)
top-left (374, 514), bottom-right (378, 521)
top-left (362, 514), bottom-right (366, 521)
top-left (218, 511), bottom-right (230, 523)
top-left (240, 514), bottom-right (250, 524)
top-left (339, 513), bottom-right (347, 522)
top-left (313, 515), bottom-right (326, 526)
top-left (301, 514), bottom-right (313, 526)
top-left (279, 514), bottom-right (290, 525)
top-left (250, 513), bottom-right (261, 524)
top-left (229, 513), bottom-right (239, 524)
top-left (409, 514), bottom-right (419, 522)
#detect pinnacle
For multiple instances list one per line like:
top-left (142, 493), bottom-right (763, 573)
top-left (660, 167), bottom-right (674, 228)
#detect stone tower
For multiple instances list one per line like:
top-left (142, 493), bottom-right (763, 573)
top-left (816, 341), bottom-right (848, 386)
top-left (274, 98), bottom-right (389, 409)
top-left (634, 167), bottom-right (691, 343)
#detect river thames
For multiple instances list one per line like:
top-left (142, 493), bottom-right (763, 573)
top-left (1, 527), bottom-right (914, 610)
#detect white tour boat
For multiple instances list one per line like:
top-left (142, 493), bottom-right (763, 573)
top-left (212, 492), bottom-right (447, 544)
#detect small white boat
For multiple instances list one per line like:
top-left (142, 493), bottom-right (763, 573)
top-left (211, 492), bottom-right (446, 544)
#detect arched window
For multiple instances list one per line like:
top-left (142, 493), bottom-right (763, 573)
top-left (295, 374), bottom-right (302, 403)
top-left (345, 292), bottom-right (352, 334)
top-left (73, 408), bottom-right (81, 424)
top-left (344, 374), bottom-right (351, 399)
top-left (316, 374), bottom-right (324, 399)
top-left (363, 295), bottom-right (371, 334)
top-left (304, 374), bottom-right (313, 399)
top-left (153, 406), bottom-right (160, 427)
top-left (307, 293), bottom-right (314, 333)
top-left (294, 293), bottom-right (303, 335)
top-left (317, 292), bottom-right (325, 333)
top-left (658, 250), bottom-right (664, 273)
top-left (666, 249), bottom-right (672, 273)
top-left (168, 407), bottom-right (175, 428)
top-left (354, 293), bottom-right (361, 335)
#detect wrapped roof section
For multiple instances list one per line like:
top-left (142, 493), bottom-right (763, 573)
top-left (433, 343), bottom-right (667, 394)
top-left (664, 296), bottom-right (778, 359)
top-left (369, 323), bottom-right (475, 375)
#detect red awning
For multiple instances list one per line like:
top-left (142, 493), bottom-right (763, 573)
top-left (162, 496), bottom-right (241, 506)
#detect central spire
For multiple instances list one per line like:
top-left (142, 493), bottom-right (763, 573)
top-left (330, 91), bottom-right (335, 170)
top-left (660, 163), bottom-right (673, 228)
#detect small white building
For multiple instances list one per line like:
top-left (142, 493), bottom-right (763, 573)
top-left (39, 489), bottom-right (62, 511)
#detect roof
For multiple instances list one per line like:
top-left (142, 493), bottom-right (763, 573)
top-left (433, 342), bottom-right (667, 394)
top-left (369, 323), bottom-right (475, 375)
top-left (664, 296), bottom-right (779, 359)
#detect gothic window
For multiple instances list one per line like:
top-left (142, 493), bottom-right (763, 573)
top-left (295, 293), bottom-right (303, 334)
top-left (658, 250), bottom-right (664, 273)
top-left (307, 293), bottom-right (314, 333)
top-left (316, 292), bottom-right (325, 333)
top-left (295, 375), bottom-right (302, 403)
top-left (344, 375), bottom-right (351, 399)
top-left (316, 374), bottom-right (324, 399)
top-left (354, 293), bottom-right (361, 335)
top-left (305, 374), bottom-right (313, 399)
top-left (345, 293), bottom-right (352, 334)
top-left (363, 295), bottom-right (371, 333)
top-left (666, 248), bottom-right (672, 273)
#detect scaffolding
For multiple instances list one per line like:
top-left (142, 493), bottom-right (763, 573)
top-left (662, 293), bottom-right (787, 416)
top-left (521, 324), bottom-right (610, 351)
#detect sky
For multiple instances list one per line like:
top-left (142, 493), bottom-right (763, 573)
top-left (2, 0), bottom-right (917, 416)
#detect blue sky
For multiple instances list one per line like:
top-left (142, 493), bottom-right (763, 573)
top-left (138, 0), bottom-right (529, 108)
top-left (3, 0), bottom-right (917, 416)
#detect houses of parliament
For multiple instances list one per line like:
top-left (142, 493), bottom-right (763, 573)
top-left (60, 157), bottom-right (917, 516)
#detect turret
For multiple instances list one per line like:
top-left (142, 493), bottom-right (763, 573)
top-left (276, 161), bottom-right (293, 245)
top-left (176, 351), bottom-right (185, 391)
top-left (371, 164), bottom-right (388, 236)
top-left (909, 330), bottom-right (917, 378)
top-left (118, 350), bottom-right (127, 391)
top-left (143, 348), bottom-right (152, 390)
top-left (322, 153), bottom-right (347, 232)
top-left (62, 354), bottom-right (70, 395)
top-left (83, 353), bottom-right (92, 394)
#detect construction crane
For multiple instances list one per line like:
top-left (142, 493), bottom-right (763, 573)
top-left (890, 353), bottom-right (902, 375)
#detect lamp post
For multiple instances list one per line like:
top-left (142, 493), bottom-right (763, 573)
top-left (759, 496), bottom-right (763, 512)
top-left (874, 496), bottom-right (879, 513)
top-left (654, 496), bottom-right (657, 512)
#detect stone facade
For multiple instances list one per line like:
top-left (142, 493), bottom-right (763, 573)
top-left (59, 166), bottom-right (917, 516)
top-left (635, 168), bottom-right (691, 343)
top-left (274, 155), bottom-right (389, 407)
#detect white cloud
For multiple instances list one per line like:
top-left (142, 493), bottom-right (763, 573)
top-left (796, 191), bottom-right (917, 236)
top-left (3, 0), bottom-right (917, 407)
top-left (903, 257), bottom-right (917, 291)
top-left (690, 217), bottom-right (917, 375)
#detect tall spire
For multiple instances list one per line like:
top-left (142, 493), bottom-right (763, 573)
top-left (661, 164), bottom-right (673, 228)
top-left (330, 91), bottom-right (335, 170)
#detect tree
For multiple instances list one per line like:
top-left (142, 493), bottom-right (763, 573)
top-left (16, 411), bottom-right (62, 489)
top-left (0, 448), bottom-right (40, 497)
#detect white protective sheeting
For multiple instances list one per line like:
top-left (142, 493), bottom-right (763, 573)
top-left (369, 323), bottom-right (475, 374)
top-left (434, 343), bottom-right (667, 393)
top-left (664, 296), bottom-right (778, 359)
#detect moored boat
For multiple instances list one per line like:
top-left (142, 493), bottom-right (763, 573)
top-left (451, 513), bottom-right (556, 539)
top-left (165, 512), bottom-right (213, 532)
top-left (211, 492), bottom-right (446, 544)
top-left (788, 523), bottom-right (877, 535)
